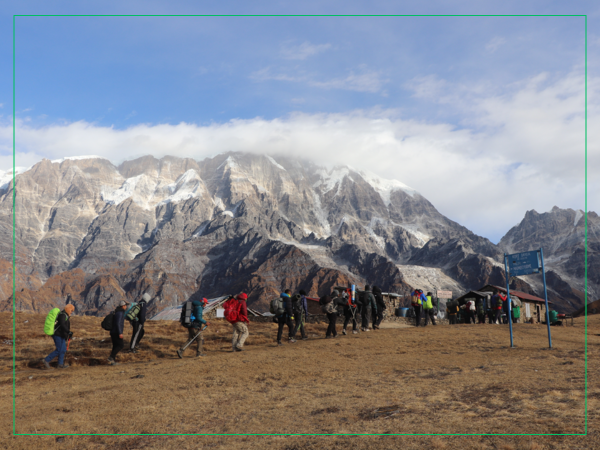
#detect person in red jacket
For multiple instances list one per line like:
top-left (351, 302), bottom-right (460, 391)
top-left (231, 293), bottom-right (250, 352)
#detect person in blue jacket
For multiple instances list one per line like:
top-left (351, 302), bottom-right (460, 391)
top-left (177, 298), bottom-right (208, 358)
top-left (108, 300), bottom-right (128, 365)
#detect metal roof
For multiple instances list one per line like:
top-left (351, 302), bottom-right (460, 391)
top-left (482, 285), bottom-right (551, 304)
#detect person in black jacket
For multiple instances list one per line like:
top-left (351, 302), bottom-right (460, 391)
top-left (108, 300), bottom-right (128, 365)
top-left (128, 293), bottom-right (149, 353)
top-left (43, 304), bottom-right (75, 369)
top-left (320, 290), bottom-right (346, 338)
top-left (371, 286), bottom-right (386, 330)
top-left (292, 290), bottom-right (309, 340)
top-left (276, 290), bottom-right (296, 345)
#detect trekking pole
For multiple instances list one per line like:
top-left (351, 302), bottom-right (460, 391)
top-left (181, 325), bottom-right (208, 352)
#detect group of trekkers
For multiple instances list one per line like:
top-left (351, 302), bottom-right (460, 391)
top-left (42, 284), bottom-right (388, 368)
top-left (273, 285), bottom-right (386, 345)
top-left (445, 290), bottom-right (521, 325)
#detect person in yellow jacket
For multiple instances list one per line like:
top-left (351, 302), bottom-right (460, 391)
top-left (423, 292), bottom-right (437, 326)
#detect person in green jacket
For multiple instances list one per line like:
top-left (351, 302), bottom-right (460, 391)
top-left (423, 292), bottom-right (436, 326)
top-left (512, 303), bottom-right (520, 323)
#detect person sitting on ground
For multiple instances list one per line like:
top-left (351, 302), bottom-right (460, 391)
top-left (108, 300), bottom-right (128, 365)
top-left (128, 293), bottom-right (149, 353)
top-left (177, 298), bottom-right (208, 358)
top-left (320, 290), bottom-right (346, 338)
top-left (342, 288), bottom-right (362, 335)
top-left (276, 290), bottom-right (296, 345)
top-left (423, 292), bottom-right (437, 326)
top-left (292, 290), bottom-right (309, 340)
top-left (43, 304), bottom-right (75, 370)
top-left (372, 286), bottom-right (386, 330)
top-left (231, 293), bottom-right (250, 351)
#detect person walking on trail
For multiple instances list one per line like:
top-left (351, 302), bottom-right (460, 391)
top-left (361, 285), bottom-right (377, 332)
top-left (276, 290), bottom-right (297, 346)
top-left (231, 293), bottom-right (250, 351)
top-left (476, 298), bottom-right (486, 324)
top-left (43, 304), bottom-right (75, 369)
top-left (108, 300), bottom-right (128, 365)
top-left (423, 292), bottom-right (437, 326)
top-left (320, 290), bottom-right (346, 338)
top-left (292, 290), bottom-right (309, 340)
top-left (460, 299), bottom-right (476, 324)
top-left (128, 293), bottom-right (149, 353)
top-left (342, 288), bottom-right (362, 335)
top-left (372, 286), bottom-right (386, 330)
top-left (491, 290), bottom-right (507, 324)
top-left (177, 298), bottom-right (208, 358)
top-left (411, 289), bottom-right (426, 327)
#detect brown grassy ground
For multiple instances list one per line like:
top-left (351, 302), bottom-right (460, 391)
top-left (0, 311), bottom-right (597, 449)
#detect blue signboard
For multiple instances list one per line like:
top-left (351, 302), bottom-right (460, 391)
top-left (507, 250), bottom-right (541, 276)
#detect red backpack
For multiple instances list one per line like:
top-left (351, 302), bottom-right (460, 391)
top-left (223, 297), bottom-right (241, 323)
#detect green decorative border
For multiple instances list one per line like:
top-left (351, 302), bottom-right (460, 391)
top-left (11, 13), bottom-right (588, 437)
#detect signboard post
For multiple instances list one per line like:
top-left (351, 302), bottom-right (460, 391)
top-left (505, 248), bottom-right (552, 349)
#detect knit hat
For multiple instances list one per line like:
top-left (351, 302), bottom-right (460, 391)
top-left (118, 300), bottom-right (128, 307)
top-left (64, 304), bottom-right (75, 315)
top-left (237, 293), bottom-right (248, 301)
top-left (201, 297), bottom-right (208, 305)
top-left (142, 293), bottom-right (151, 302)
top-left (299, 290), bottom-right (307, 296)
top-left (365, 285), bottom-right (371, 291)
top-left (332, 289), bottom-right (340, 297)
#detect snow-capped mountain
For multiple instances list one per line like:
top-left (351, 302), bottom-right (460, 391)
top-left (0, 152), bottom-right (588, 315)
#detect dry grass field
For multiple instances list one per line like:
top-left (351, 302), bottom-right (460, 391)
top-left (0, 311), bottom-right (598, 449)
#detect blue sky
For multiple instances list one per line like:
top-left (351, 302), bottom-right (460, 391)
top-left (0, 1), bottom-right (597, 243)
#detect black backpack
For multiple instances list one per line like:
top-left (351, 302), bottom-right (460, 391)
top-left (180, 301), bottom-right (194, 328)
top-left (101, 311), bottom-right (114, 331)
top-left (291, 294), bottom-right (302, 315)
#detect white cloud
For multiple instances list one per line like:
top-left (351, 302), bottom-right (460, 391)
top-left (1, 70), bottom-right (594, 243)
top-left (280, 41), bottom-right (332, 60)
top-left (485, 36), bottom-right (507, 53)
top-left (251, 66), bottom-right (388, 93)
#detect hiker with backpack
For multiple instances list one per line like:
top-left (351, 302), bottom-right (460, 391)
top-left (43, 304), bottom-right (75, 369)
top-left (177, 298), bottom-right (208, 358)
top-left (127, 293), bottom-right (149, 353)
top-left (372, 286), bottom-right (386, 330)
top-left (447, 300), bottom-right (459, 325)
top-left (342, 288), bottom-right (362, 335)
top-left (411, 289), bottom-right (427, 327)
top-left (274, 290), bottom-right (297, 345)
top-left (292, 290), bottom-right (309, 340)
top-left (227, 293), bottom-right (250, 352)
top-left (320, 290), bottom-right (346, 338)
top-left (491, 290), bottom-right (506, 324)
top-left (476, 298), bottom-right (486, 324)
top-left (460, 299), bottom-right (476, 324)
top-left (108, 300), bottom-right (128, 365)
top-left (360, 285), bottom-right (377, 332)
top-left (423, 292), bottom-right (437, 326)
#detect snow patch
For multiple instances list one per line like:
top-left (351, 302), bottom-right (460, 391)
top-left (222, 211), bottom-right (234, 217)
top-left (311, 191), bottom-right (331, 237)
top-left (158, 169), bottom-right (206, 205)
top-left (399, 224), bottom-right (431, 245)
top-left (364, 217), bottom-right (386, 249)
top-left (0, 166), bottom-right (29, 190)
top-left (265, 155), bottom-right (286, 171)
top-left (51, 155), bottom-right (104, 164)
top-left (217, 155), bottom-right (238, 171)
top-left (574, 210), bottom-right (583, 227)
top-left (313, 167), bottom-right (351, 195)
top-left (102, 174), bottom-right (154, 207)
top-left (359, 170), bottom-right (417, 205)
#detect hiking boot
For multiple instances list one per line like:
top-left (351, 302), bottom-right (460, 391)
top-left (107, 357), bottom-right (116, 365)
top-left (235, 346), bottom-right (244, 352)
top-left (365, 328), bottom-right (371, 332)
top-left (58, 363), bottom-right (69, 369)
top-left (302, 337), bottom-right (308, 340)
top-left (342, 329), bottom-right (347, 335)
top-left (277, 341), bottom-right (283, 346)
top-left (128, 348), bottom-right (137, 354)
top-left (43, 360), bottom-right (52, 370)
top-left (196, 352), bottom-right (206, 357)
top-left (352, 330), bottom-right (358, 334)
top-left (289, 339), bottom-right (297, 343)
top-left (176, 349), bottom-right (183, 359)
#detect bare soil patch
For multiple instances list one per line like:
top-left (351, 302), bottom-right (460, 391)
top-left (1, 312), bottom-right (597, 449)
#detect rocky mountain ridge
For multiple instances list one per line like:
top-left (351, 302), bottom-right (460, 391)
top-left (0, 152), bottom-right (590, 315)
